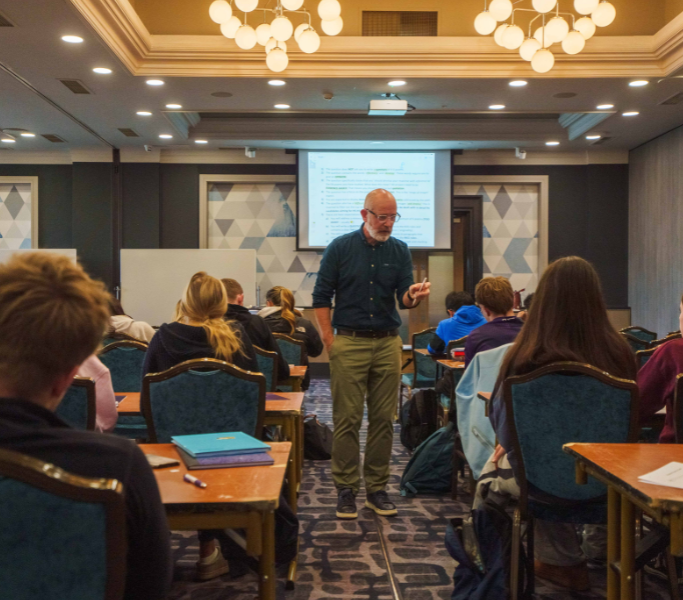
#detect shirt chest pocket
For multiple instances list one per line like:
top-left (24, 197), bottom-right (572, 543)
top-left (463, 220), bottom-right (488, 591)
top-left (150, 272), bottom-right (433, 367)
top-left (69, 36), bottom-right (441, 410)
top-left (377, 263), bottom-right (398, 289)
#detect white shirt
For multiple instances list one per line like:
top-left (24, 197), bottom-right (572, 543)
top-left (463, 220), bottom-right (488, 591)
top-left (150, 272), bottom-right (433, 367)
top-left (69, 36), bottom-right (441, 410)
top-left (110, 315), bottom-right (156, 343)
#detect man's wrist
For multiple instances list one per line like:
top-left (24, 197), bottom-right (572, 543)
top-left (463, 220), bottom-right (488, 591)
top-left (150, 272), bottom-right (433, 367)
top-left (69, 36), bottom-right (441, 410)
top-left (407, 291), bottom-right (419, 305)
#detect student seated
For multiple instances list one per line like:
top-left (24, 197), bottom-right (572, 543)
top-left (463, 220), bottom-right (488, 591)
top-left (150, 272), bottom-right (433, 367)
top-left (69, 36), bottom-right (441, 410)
top-left (428, 290), bottom-right (486, 355)
top-left (479, 256), bottom-right (636, 590)
top-left (221, 278), bottom-right (290, 382)
top-left (464, 276), bottom-right (524, 367)
top-left (108, 297), bottom-right (156, 342)
top-left (517, 292), bottom-right (534, 322)
top-left (638, 294), bottom-right (683, 442)
top-left (77, 354), bottom-right (118, 432)
top-left (143, 271), bottom-right (258, 580)
top-left (0, 252), bottom-right (171, 600)
top-left (259, 286), bottom-right (323, 390)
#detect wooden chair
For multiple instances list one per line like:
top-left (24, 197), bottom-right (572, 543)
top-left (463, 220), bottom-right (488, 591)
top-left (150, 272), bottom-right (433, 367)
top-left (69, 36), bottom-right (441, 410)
top-left (446, 335), bottom-right (468, 358)
top-left (254, 345), bottom-right (279, 392)
top-left (55, 376), bottom-right (96, 431)
top-left (273, 333), bottom-right (306, 366)
top-left (141, 358), bottom-right (266, 443)
top-left (0, 448), bottom-right (126, 600)
top-left (620, 326), bottom-right (658, 344)
top-left (635, 346), bottom-right (657, 370)
top-left (102, 330), bottom-right (140, 346)
top-left (99, 340), bottom-right (148, 393)
top-left (651, 332), bottom-right (682, 348)
top-left (620, 331), bottom-right (651, 352)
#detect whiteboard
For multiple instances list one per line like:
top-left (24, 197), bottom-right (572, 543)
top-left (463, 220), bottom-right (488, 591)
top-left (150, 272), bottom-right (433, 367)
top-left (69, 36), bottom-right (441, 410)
top-left (121, 249), bottom-right (256, 326)
top-left (0, 249), bottom-right (77, 264)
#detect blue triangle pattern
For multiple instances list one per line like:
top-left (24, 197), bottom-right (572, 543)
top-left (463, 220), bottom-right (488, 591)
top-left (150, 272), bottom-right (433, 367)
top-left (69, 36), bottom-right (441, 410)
top-left (483, 225), bottom-right (491, 238)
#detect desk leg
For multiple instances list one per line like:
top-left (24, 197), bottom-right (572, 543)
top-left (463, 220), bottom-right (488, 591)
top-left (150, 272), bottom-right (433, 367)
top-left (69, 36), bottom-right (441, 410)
top-left (292, 379), bottom-right (302, 392)
top-left (607, 486), bottom-right (621, 600)
top-left (621, 494), bottom-right (636, 600)
top-left (259, 510), bottom-right (276, 600)
top-left (284, 416), bottom-right (298, 515)
top-left (670, 511), bottom-right (683, 557)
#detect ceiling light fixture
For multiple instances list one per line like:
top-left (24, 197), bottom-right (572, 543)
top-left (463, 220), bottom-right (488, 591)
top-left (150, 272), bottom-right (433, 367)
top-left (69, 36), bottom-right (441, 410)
top-left (597, 104), bottom-right (614, 109)
top-left (546, 141), bottom-right (560, 146)
top-left (136, 111), bottom-right (152, 116)
top-left (159, 134), bottom-right (173, 139)
top-left (274, 103), bottom-right (291, 109)
top-left (165, 104), bottom-right (182, 109)
top-left (474, 0), bottom-right (616, 73)
top-left (268, 80), bottom-right (286, 86)
top-left (209, 0), bottom-right (341, 72)
top-left (93, 67), bottom-right (112, 74)
top-left (489, 104), bottom-right (506, 110)
top-left (388, 80), bottom-right (406, 87)
top-left (1, 138), bottom-right (16, 143)
top-left (61, 35), bottom-right (83, 44)
top-left (622, 111), bottom-right (639, 117)
top-left (195, 140), bottom-right (209, 144)
top-left (629, 80), bottom-right (649, 87)
top-left (509, 80), bottom-right (528, 87)
top-left (586, 134), bottom-right (601, 140)
top-left (146, 79), bottom-right (164, 86)
top-left (20, 133), bottom-right (36, 138)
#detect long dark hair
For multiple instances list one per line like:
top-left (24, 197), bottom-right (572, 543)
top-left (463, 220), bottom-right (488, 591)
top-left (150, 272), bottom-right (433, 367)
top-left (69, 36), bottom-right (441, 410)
top-left (497, 256), bottom-right (636, 384)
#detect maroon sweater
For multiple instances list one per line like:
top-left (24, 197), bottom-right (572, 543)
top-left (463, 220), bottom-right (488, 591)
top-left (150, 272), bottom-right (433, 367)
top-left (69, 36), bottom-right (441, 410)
top-left (638, 338), bottom-right (683, 443)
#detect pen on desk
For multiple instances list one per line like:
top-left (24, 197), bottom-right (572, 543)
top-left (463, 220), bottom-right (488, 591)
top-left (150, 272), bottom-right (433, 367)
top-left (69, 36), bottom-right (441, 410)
top-left (183, 473), bottom-right (208, 488)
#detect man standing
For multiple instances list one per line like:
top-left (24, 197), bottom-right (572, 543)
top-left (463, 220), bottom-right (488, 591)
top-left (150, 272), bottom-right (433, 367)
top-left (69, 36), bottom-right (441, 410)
top-left (313, 189), bottom-right (430, 519)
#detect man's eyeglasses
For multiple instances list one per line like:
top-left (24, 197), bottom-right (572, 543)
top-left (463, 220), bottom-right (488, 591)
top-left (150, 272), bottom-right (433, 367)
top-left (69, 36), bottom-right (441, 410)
top-left (366, 209), bottom-right (401, 223)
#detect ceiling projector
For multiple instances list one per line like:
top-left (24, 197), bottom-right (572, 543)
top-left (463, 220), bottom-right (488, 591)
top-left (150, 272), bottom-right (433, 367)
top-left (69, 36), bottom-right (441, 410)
top-left (368, 99), bottom-right (408, 116)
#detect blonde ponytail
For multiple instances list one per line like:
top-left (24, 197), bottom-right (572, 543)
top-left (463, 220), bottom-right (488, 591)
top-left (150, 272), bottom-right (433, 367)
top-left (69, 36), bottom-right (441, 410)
top-left (178, 272), bottom-right (244, 361)
top-left (266, 286), bottom-right (300, 335)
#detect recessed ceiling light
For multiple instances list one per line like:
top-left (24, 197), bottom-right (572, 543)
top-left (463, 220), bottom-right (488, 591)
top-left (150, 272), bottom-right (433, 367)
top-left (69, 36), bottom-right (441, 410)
top-left (20, 133), bottom-right (35, 138)
top-left (622, 111), bottom-right (640, 117)
top-left (61, 35), bottom-right (83, 44)
top-left (159, 134), bottom-right (173, 139)
top-left (597, 104), bottom-right (615, 110)
top-left (388, 80), bottom-right (406, 87)
top-left (1, 138), bottom-right (16, 143)
top-left (629, 80), bottom-right (649, 87)
top-left (509, 80), bottom-right (527, 87)
top-left (489, 104), bottom-right (505, 110)
top-left (195, 140), bottom-right (208, 144)
top-left (136, 111), bottom-right (152, 116)
top-left (274, 104), bottom-right (290, 109)
top-left (546, 141), bottom-right (560, 146)
top-left (93, 67), bottom-right (112, 74)
top-left (146, 79), bottom-right (164, 86)
top-left (165, 104), bottom-right (182, 109)
top-left (268, 80), bottom-right (286, 86)
top-left (586, 135), bottom-right (601, 140)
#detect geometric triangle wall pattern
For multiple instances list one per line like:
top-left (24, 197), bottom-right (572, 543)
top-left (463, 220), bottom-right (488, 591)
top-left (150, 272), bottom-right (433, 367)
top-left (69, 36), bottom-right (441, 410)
top-left (0, 183), bottom-right (32, 250)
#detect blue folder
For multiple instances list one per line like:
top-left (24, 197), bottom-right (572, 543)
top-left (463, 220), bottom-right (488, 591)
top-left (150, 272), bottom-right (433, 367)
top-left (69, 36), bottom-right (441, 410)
top-left (171, 431), bottom-right (270, 458)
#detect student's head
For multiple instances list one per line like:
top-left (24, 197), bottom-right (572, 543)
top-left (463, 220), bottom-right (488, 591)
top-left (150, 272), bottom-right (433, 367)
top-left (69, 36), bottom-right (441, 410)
top-left (362, 189), bottom-right (398, 243)
top-left (266, 286), bottom-right (300, 335)
top-left (179, 272), bottom-right (242, 360)
top-left (445, 291), bottom-right (475, 317)
top-left (475, 277), bottom-right (514, 321)
top-left (0, 252), bottom-right (110, 408)
top-left (108, 297), bottom-right (126, 316)
top-left (500, 256), bottom-right (635, 381)
top-left (221, 278), bottom-right (244, 306)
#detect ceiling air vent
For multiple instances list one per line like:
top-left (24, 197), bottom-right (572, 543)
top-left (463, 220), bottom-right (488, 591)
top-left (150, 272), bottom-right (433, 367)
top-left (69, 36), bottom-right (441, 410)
top-left (590, 136), bottom-right (612, 145)
top-left (362, 11), bottom-right (437, 36)
top-left (118, 128), bottom-right (140, 138)
top-left (660, 93), bottom-right (683, 106)
top-left (42, 134), bottom-right (66, 143)
top-left (58, 79), bottom-right (92, 95)
top-left (0, 11), bottom-right (15, 27)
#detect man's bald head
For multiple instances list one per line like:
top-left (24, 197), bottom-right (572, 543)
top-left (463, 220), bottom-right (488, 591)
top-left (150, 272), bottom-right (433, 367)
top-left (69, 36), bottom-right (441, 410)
top-left (364, 189), bottom-right (396, 213)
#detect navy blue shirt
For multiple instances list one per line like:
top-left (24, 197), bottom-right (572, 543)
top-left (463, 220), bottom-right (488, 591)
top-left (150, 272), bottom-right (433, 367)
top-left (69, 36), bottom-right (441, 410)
top-left (464, 316), bottom-right (524, 367)
top-left (312, 225), bottom-right (414, 331)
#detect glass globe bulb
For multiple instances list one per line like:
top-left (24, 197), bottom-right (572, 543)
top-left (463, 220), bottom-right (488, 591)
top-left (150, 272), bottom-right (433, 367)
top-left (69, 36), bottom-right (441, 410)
top-left (256, 23), bottom-right (272, 45)
top-left (494, 24), bottom-right (510, 46)
top-left (220, 16), bottom-right (242, 39)
top-left (533, 26), bottom-right (553, 48)
top-left (235, 0), bottom-right (258, 12)
top-left (592, 1), bottom-right (616, 27)
top-left (318, 0), bottom-right (342, 21)
top-left (574, 0), bottom-right (599, 15)
top-left (266, 47), bottom-right (289, 72)
top-left (519, 37), bottom-right (541, 61)
top-left (531, 0), bottom-right (557, 14)
top-left (545, 17), bottom-right (569, 43)
top-left (575, 16), bottom-right (596, 39)
top-left (235, 24), bottom-right (257, 49)
top-left (489, 0), bottom-right (513, 22)
top-left (281, 0), bottom-right (304, 10)
top-left (265, 38), bottom-right (287, 53)
top-left (502, 24), bottom-right (524, 50)
top-left (209, 0), bottom-right (233, 24)
top-left (298, 28), bottom-right (321, 53)
top-left (474, 11), bottom-right (497, 36)
top-left (294, 23), bottom-right (309, 42)
top-left (531, 48), bottom-right (555, 73)
top-left (562, 30), bottom-right (586, 54)
top-left (271, 16), bottom-right (294, 41)
top-left (321, 16), bottom-right (343, 36)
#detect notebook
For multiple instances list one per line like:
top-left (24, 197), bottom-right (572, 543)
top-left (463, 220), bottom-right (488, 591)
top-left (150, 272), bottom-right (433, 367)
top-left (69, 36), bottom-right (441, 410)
top-left (177, 446), bottom-right (274, 470)
top-left (171, 431), bottom-right (270, 458)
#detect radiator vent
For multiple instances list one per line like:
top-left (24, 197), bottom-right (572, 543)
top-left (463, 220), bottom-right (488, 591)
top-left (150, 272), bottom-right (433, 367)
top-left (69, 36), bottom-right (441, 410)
top-left (660, 92), bottom-right (683, 106)
top-left (362, 11), bottom-right (437, 36)
top-left (58, 79), bottom-right (92, 95)
top-left (0, 11), bottom-right (15, 27)
top-left (42, 134), bottom-right (66, 143)
top-left (118, 128), bottom-right (140, 138)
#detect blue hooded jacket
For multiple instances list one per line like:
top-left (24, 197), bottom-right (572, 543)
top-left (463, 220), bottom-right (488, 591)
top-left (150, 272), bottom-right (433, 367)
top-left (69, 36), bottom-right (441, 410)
top-left (428, 304), bottom-right (487, 354)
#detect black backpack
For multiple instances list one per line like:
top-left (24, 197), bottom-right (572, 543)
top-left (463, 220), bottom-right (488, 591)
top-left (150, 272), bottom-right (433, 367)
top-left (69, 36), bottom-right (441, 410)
top-left (400, 388), bottom-right (438, 451)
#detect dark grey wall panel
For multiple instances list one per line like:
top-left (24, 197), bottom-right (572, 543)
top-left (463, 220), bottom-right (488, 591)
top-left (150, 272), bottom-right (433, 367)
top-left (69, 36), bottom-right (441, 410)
top-left (122, 163), bottom-right (160, 248)
top-left (0, 164), bottom-right (73, 248)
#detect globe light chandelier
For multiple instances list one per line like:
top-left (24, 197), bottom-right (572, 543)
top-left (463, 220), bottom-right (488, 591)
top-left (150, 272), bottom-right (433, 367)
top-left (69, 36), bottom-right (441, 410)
top-left (474, 0), bottom-right (616, 73)
top-left (209, 0), bottom-right (343, 72)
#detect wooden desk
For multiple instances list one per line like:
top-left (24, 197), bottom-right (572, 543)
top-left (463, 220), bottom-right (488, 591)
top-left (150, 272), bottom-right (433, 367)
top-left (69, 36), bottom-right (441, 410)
top-left (565, 443), bottom-right (683, 600)
top-left (436, 359), bottom-right (465, 370)
top-left (140, 442), bottom-right (290, 600)
top-left (116, 392), bottom-right (140, 416)
top-left (282, 365), bottom-right (307, 392)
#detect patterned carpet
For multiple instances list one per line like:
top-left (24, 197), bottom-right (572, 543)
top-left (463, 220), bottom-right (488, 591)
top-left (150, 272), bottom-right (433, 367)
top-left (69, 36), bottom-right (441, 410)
top-left (167, 379), bottom-right (670, 600)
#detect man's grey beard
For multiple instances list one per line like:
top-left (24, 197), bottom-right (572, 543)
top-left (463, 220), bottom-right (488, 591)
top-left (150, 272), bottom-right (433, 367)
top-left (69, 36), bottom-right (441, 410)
top-left (366, 221), bottom-right (391, 242)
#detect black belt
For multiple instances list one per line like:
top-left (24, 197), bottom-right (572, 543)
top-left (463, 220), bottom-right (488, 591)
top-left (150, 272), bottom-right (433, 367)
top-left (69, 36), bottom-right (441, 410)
top-left (336, 328), bottom-right (399, 339)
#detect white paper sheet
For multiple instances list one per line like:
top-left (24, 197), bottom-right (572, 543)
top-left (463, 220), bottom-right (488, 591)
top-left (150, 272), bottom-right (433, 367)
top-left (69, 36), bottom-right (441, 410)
top-left (638, 462), bottom-right (683, 489)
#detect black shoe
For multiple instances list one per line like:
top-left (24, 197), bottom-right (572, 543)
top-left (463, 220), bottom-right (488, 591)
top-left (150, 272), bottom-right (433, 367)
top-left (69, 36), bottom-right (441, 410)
top-left (336, 488), bottom-right (358, 519)
top-left (365, 490), bottom-right (398, 516)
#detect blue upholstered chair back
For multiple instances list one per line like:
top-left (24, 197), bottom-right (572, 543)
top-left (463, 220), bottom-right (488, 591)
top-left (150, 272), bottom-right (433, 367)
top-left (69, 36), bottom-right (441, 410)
top-left (620, 326), bottom-right (657, 343)
top-left (412, 327), bottom-right (437, 388)
top-left (55, 377), bottom-right (96, 430)
top-left (142, 358), bottom-right (266, 443)
top-left (636, 347), bottom-right (656, 370)
top-left (620, 332), bottom-right (650, 353)
top-left (0, 449), bottom-right (126, 600)
top-left (99, 341), bottom-right (148, 393)
top-left (505, 362), bottom-right (638, 509)
top-left (254, 346), bottom-right (278, 392)
top-left (273, 334), bottom-right (305, 366)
